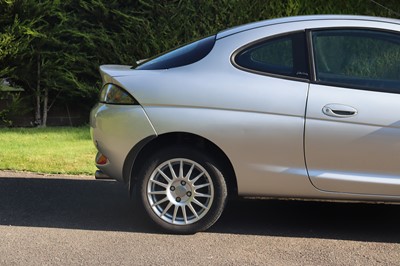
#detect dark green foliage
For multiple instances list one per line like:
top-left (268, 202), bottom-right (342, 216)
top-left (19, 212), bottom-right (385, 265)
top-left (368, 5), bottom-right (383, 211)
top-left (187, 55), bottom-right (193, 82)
top-left (0, 0), bottom-right (399, 126)
top-left (0, 92), bottom-right (31, 126)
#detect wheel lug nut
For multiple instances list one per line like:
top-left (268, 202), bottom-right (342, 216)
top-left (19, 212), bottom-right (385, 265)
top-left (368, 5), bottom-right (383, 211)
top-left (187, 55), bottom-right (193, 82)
top-left (176, 197), bottom-right (181, 202)
top-left (170, 186), bottom-right (175, 191)
top-left (186, 191), bottom-right (192, 197)
top-left (181, 181), bottom-right (186, 186)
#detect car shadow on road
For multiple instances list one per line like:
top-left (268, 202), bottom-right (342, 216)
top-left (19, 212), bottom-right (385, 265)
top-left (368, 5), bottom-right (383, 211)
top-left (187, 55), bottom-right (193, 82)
top-left (0, 176), bottom-right (399, 243)
top-left (213, 199), bottom-right (400, 243)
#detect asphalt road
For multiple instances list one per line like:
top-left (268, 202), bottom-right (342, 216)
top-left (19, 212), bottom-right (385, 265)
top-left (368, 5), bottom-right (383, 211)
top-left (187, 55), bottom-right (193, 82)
top-left (0, 171), bottom-right (399, 265)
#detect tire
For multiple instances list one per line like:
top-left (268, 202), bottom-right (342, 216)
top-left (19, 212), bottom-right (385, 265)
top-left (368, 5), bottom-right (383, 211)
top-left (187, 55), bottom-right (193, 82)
top-left (135, 146), bottom-right (228, 234)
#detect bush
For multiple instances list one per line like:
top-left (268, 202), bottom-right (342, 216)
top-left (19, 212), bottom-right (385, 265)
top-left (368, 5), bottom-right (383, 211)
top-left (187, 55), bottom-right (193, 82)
top-left (0, 92), bottom-right (32, 127)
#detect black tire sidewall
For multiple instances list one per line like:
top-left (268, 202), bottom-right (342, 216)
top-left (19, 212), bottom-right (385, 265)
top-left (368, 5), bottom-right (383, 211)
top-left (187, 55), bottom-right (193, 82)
top-left (135, 146), bottom-right (227, 234)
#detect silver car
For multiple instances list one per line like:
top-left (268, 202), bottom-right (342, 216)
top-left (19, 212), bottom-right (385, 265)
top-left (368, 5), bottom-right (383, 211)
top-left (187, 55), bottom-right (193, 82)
top-left (90, 15), bottom-right (400, 234)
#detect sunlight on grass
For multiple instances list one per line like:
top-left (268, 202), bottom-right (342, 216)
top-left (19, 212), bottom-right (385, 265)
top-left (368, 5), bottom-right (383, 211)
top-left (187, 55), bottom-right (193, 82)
top-left (0, 127), bottom-right (97, 175)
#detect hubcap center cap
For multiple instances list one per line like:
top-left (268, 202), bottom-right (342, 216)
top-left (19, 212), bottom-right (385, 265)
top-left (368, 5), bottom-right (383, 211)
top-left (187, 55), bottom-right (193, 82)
top-left (175, 185), bottom-right (187, 198)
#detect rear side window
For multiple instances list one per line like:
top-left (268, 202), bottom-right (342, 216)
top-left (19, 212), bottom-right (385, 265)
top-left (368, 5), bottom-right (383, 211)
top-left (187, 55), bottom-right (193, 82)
top-left (136, 35), bottom-right (216, 70)
top-left (312, 29), bottom-right (400, 92)
top-left (234, 32), bottom-right (309, 79)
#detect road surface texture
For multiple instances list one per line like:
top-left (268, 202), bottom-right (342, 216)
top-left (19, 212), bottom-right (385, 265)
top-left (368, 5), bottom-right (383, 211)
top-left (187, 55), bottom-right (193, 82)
top-left (0, 171), bottom-right (399, 265)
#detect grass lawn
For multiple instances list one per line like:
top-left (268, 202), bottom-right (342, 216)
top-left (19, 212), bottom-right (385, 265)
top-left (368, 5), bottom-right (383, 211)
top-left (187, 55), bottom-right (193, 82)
top-left (0, 126), bottom-right (97, 175)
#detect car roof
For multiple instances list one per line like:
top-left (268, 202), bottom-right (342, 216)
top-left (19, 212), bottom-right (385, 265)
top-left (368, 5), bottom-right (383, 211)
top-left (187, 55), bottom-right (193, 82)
top-left (217, 15), bottom-right (400, 39)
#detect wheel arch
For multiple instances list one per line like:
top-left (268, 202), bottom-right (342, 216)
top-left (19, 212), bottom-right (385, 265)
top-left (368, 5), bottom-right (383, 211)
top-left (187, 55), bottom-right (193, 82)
top-left (124, 132), bottom-right (238, 199)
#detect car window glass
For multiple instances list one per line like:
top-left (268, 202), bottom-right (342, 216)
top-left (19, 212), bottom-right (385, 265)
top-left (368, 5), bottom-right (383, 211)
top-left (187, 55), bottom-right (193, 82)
top-left (236, 36), bottom-right (293, 76)
top-left (136, 35), bottom-right (216, 70)
top-left (235, 32), bottom-right (308, 78)
top-left (312, 30), bottom-right (400, 92)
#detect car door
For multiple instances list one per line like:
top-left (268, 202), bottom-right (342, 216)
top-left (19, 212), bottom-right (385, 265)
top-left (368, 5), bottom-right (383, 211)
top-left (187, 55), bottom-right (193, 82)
top-left (305, 28), bottom-right (400, 196)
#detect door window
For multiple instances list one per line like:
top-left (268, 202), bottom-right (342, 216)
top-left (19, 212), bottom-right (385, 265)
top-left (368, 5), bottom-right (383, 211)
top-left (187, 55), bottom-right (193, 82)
top-left (312, 29), bottom-right (400, 92)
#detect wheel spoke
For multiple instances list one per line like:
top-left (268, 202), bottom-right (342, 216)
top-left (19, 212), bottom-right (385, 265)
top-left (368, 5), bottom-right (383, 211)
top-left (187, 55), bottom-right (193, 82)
top-left (188, 202), bottom-right (199, 218)
top-left (161, 202), bottom-right (173, 217)
top-left (194, 192), bottom-right (212, 198)
top-left (194, 182), bottom-right (210, 190)
top-left (150, 179), bottom-right (168, 188)
top-left (185, 164), bottom-right (195, 180)
top-left (190, 172), bottom-right (204, 184)
top-left (192, 198), bottom-right (208, 210)
top-left (157, 168), bottom-right (172, 182)
top-left (172, 205), bottom-right (178, 223)
top-left (179, 160), bottom-right (184, 178)
top-left (151, 196), bottom-right (169, 207)
top-left (181, 206), bottom-right (188, 224)
top-left (168, 162), bottom-right (178, 180)
top-left (148, 190), bottom-right (167, 195)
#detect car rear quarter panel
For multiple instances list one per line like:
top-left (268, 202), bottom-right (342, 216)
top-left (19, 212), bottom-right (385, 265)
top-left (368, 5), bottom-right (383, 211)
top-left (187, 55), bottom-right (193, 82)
top-left (115, 23), bottom-right (314, 197)
top-left (90, 103), bottom-right (156, 181)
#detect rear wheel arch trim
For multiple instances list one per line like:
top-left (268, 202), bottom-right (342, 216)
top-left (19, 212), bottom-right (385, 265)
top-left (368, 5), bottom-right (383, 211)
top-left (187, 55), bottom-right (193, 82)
top-left (123, 135), bottom-right (156, 184)
top-left (126, 132), bottom-right (238, 198)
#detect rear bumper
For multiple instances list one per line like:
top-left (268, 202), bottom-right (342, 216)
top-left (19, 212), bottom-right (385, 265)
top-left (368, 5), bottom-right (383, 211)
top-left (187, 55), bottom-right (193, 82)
top-left (95, 169), bottom-right (112, 180)
top-left (90, 103), bottom-right (156, 182)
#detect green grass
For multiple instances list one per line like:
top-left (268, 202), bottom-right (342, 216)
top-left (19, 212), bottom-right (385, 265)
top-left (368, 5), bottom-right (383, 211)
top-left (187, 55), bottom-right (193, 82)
top-left (0, 126), bottom-right (97, 175)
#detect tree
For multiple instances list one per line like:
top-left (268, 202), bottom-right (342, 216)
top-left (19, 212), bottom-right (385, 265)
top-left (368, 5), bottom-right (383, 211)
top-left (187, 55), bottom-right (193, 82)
top-left (1, 0), bottom-right (399, 127)
top-left (0, 0), bottom-right (99, 126)
top-left (0, 0), bottom-right (150, 127)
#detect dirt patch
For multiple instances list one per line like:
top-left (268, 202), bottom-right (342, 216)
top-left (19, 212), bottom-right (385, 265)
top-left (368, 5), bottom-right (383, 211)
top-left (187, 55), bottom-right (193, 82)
top-left (0, 170), bottom-right (94, 180)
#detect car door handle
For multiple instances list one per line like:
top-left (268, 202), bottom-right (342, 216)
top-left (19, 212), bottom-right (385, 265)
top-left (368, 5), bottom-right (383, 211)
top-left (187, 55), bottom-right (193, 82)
top-left (322, 104), bottom-right (358, 118)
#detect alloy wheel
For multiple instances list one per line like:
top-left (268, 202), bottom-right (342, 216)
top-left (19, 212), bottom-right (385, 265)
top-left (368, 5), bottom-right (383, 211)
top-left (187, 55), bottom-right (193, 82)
top-left (146, 158), bottom-right (214, 225)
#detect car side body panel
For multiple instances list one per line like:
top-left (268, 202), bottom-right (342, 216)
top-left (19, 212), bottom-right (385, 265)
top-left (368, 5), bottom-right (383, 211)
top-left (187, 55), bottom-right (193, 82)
top-left (306, 84), bottom-right (400, 197)
top-left (91, 15), bottom-right (400, 202)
